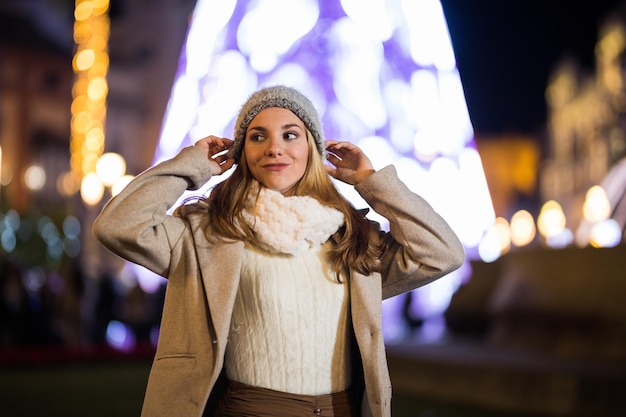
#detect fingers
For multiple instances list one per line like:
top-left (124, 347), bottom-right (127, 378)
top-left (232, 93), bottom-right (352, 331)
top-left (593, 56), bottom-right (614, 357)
top-left (325, 141), bottom-right (364, 165)
top-left (196, 135), bottom-right (236, 175)
top-left (325, 152), bottom-right (341, 167)
top-left (206, 151), bottom-right (236, 175)
top-left (214, 154), bottom-right (236, 174)
top-left (195, 135), bottom-right (234, 157)
top-left (210, 138), bottom-right (233, 156)
top-left (325, 140), bottom-right (352, 155)
top-left (325, 140), bottom-right (364, 165)
top-left (194, 135), bottom-right (233, 150)
top-left (325, 141), bottom-right (351, 165)
top-left (324, 140), bottom-right (375, 185)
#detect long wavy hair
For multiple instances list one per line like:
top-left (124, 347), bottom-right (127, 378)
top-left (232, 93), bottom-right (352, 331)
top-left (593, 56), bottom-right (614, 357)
top-left (182, 131), bottom-right (381, 276)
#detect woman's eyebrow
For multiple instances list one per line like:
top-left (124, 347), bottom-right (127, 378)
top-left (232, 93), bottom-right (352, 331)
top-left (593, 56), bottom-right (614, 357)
top-left (248, 123), bottom-right (303, 132)
top-left (282, 123), bottom-right (303, 130)
top-left (247, 126), bottom-right (267, 133)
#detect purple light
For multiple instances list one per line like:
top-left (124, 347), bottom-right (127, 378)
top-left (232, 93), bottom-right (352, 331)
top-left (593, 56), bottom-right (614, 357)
top-left (105, 320), bottom-right (136, 352)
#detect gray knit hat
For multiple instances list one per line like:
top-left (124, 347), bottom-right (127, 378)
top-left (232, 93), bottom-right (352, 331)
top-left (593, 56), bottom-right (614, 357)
top-left (228, 85), bottom-right (325, 161)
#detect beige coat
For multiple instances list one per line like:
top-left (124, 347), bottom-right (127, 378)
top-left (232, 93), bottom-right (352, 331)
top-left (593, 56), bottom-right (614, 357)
top-left (93, 146), bottom-right (465, 417)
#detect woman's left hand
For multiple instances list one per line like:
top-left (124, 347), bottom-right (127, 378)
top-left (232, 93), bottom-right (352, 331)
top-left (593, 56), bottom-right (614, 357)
top-left (325, 140), bottom-right (375, 185)
top-left (194, 135), bottom-right (235, 175)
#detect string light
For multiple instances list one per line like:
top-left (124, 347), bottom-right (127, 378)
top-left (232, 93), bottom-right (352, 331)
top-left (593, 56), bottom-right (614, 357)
top-left (70, 0), bottom-right (110, 193)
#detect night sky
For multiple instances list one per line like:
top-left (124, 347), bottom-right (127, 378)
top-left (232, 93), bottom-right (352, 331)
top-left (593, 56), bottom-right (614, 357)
top-left (440, 0), bottom-right (626, 136)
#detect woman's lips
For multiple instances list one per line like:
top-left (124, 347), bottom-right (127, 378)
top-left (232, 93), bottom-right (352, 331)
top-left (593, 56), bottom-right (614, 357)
top-left (262, 163), bottom-right (289, 171)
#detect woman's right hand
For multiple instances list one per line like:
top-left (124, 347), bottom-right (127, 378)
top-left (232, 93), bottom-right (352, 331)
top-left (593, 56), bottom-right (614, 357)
top-left (195, 135), bottom-right (236, 175)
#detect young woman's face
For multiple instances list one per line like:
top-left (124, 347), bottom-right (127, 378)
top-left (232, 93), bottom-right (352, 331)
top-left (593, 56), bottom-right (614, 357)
top-left (244, 107), bottom-right (309, 195)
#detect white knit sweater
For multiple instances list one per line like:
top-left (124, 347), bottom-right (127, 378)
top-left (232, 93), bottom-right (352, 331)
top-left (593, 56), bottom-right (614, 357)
top-left (224, 187), bottom-right (351, 395)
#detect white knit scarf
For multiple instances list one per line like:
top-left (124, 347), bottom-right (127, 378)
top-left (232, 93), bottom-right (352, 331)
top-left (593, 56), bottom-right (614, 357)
top-left (242, 186), bottom-right (345, 255)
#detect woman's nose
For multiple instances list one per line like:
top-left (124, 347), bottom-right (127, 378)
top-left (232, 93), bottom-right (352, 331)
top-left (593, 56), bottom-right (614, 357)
top-left (265, 137), bottom-right (283, 156)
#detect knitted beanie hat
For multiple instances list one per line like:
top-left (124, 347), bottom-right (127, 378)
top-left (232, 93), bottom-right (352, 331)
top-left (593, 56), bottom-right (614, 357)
top-left (228, 86), bottom-right (325, 161)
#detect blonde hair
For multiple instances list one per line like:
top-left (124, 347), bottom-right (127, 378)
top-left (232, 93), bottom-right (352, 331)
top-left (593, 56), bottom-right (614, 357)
top-left (182, 131), bottom-right (381, 275)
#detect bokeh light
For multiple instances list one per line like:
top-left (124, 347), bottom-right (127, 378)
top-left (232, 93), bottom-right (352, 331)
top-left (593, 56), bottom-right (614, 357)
top-left (545, 228), bottom-right (574, 249)
top-left (478, 217), bottom-right (512, 262)
top-left (106, 320), bottom-right (136, 352)
top-left (590, 218), bottom-right (621, 247)
top-left (71, 0), bottom-right (110, 182)
top-left (24, 165), bottom-right (46, 191)
top-left (583, 185), bottom-right (611, 223)
top-left (80, 172), bottom-right (105, 205)
top-left (57, 171), bottom-right (80, 196)
top-left (96, 152), bottom-right (126, 187)
top-left (510, 209), bottom-right (536, 247)
top-left (537, 200), bottom-right (567, 238)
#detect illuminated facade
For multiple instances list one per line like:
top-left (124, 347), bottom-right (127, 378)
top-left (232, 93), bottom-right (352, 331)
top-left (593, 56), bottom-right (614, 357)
top-left (543, 16), bottom-right (626, 246)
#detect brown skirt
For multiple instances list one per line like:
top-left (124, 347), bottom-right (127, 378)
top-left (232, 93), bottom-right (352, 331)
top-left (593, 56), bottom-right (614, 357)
top-left (215, 380), bottom-right (359, 417)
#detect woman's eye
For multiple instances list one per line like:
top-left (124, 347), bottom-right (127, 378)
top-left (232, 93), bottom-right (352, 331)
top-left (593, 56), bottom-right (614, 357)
top-left (284, 132), bottom-right (298, 140)
top-left (250, 134), bottom-right (264, 142)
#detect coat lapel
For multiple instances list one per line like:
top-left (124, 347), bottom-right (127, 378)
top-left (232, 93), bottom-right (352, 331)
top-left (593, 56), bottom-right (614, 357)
top-left (350, 270), bottom-right (389, 417)
top-left (190, 221), bottom-right (244, 347)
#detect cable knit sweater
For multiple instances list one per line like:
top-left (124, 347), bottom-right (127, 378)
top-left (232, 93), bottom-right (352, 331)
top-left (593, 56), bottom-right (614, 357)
top-left (225, 188), bottom-right (350, 395)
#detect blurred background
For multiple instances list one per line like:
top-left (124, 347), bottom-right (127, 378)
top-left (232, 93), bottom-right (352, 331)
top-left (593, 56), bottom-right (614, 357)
top-left (1, 0), bottom-right (625, 416)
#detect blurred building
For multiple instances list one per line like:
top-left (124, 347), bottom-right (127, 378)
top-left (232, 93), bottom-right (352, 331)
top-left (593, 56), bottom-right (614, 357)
top-left (0, 1), bottom-right (73, 214)
top-left (104, 0), bottom-right (195, 173)
top-left (475, 133), bottom-right (541, 219)
top-left (472, 10), bottom-right (626, 255)
top-left (79, 0), bottom-right (195, 281)
top-left (0, 0), bottom-right (193, 349)
top-left (542, 8), bottom-right (626, 245)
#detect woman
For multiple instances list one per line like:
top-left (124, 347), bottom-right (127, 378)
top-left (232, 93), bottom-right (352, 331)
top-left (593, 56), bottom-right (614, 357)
top-left (93, 85), bottom-right (465, 417)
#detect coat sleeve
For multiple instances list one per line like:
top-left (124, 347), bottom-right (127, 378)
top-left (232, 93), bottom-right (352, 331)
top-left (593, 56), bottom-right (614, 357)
top-left (92, 146), bottom-right (215, 277)
top-left (355, 165), bottom-right (465, 299)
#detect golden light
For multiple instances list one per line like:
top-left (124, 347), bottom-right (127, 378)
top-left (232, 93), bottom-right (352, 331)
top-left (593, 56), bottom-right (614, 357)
top-left (82, 154), bottom-right (99, 175)
top-left (537, 200), bottom-right (567, 238)
top-left (1, 164), bottom-right (13, 186)
top-left (71, 0), bottom-right (110, 193)
top-left (92, 0), bottom-right (110, 13)
top-left (73, 22), bottom-right (92, 43)
top-left (85, 127), bottom-right (105, 147)
top-left (96, 152), bottom-right (126, 187)
top-left (87, 77), bottom-right (108, 101)
top-left (510, 209), bottom-right (536, 247)
top-left (72, 111), bottom-right (92, 133)
top-left (582, 185), bottom-right (611, 223)
top-left (74, 49), bottom-right (96, 71)
top-left (84, 131), bottom-right (105, 152)
top-left (57, 172), bottom-right (80, 196)
top-left (493, 217), bottom-right (512, 253)
top-left (80, 172), bottom-right (105, 206)
top-left (74, 2), bottom-right (93, 21)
